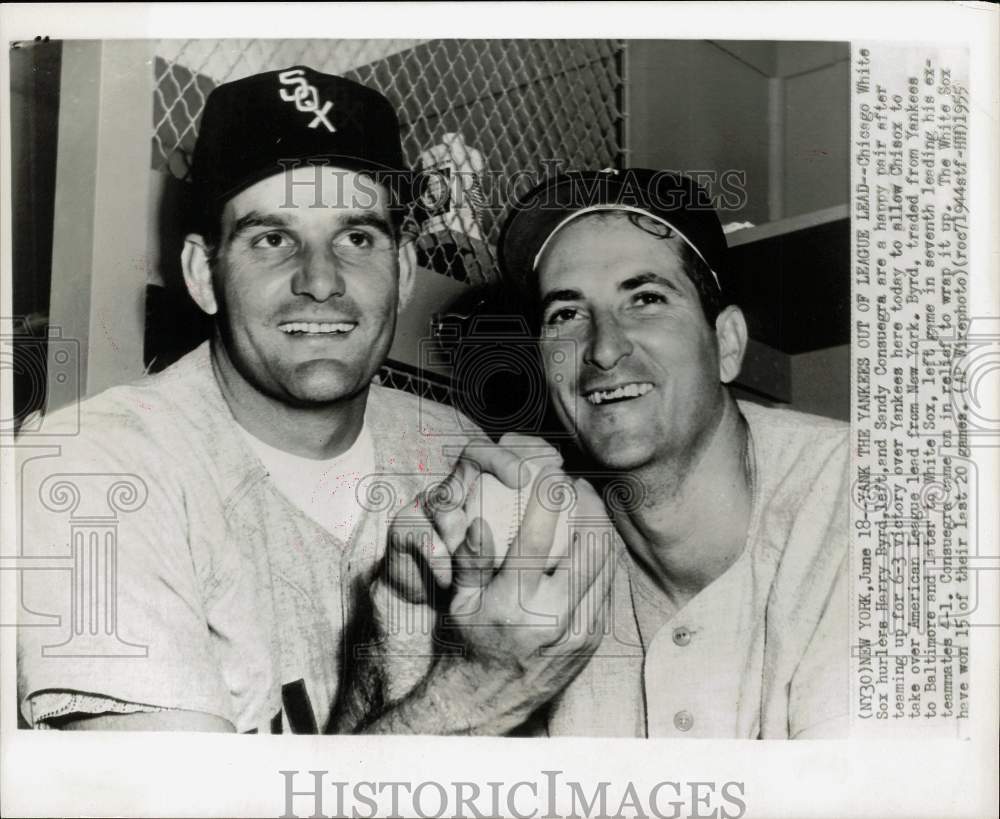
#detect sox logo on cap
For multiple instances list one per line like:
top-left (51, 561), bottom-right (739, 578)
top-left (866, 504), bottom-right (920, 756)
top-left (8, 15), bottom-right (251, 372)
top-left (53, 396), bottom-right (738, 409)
top-left (277, 68), bottom-right (336, 133)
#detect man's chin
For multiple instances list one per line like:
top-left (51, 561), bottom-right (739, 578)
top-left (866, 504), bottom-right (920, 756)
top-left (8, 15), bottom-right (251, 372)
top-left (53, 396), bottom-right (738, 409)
top-left (283, 361), bottom-right (369, 406)
top-left (579, 432), bottom-right (655, 472)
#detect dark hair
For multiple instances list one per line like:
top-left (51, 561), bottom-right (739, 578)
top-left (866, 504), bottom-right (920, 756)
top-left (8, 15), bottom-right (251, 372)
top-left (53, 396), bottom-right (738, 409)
top-left (526, 209), bottom-right (731, 331)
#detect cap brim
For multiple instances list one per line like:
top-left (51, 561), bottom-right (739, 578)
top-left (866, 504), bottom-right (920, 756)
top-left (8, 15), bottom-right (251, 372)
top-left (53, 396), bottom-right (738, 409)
top-left (204, 154), bottom-right (417, 221)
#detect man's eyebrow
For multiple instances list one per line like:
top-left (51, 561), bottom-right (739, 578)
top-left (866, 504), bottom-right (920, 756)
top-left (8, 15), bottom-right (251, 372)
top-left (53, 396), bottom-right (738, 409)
top-left (341, 212), bottom-right (393, 238)
top-left (229, 211), bottom-right (291, 238)
top-left (228, 211), bottom-right (394, 240)
top-left (540, 288), bottom-right (584, 312)
top-left (620, 272), bottom-right (683, 295)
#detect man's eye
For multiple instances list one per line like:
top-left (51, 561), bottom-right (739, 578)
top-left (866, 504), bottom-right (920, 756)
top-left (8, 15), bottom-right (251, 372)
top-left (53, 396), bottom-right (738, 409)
top-left (634, 291), bottom-right (667, 307)
top-left (545, 307), bottom-right (580, 325)
top-left (252, 231), bottom-right (294, 249)
top-left (334, 230), bottom-right (374, 250)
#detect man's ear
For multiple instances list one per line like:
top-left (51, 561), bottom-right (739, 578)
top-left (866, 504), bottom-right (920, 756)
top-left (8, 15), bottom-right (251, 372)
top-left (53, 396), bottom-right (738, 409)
top-left (181, 234), bottom-right (218, 316)
top-left (396, 235), bottom-right (417, 311)
top-left (715, 304), bottom-right (748, 384)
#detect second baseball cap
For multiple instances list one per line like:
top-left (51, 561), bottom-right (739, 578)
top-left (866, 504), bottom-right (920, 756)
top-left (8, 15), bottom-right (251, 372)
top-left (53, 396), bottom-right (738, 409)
top-left (498, 168), bottom-right (731, 294)
top-left (190, 66), bottom-right (413, 230)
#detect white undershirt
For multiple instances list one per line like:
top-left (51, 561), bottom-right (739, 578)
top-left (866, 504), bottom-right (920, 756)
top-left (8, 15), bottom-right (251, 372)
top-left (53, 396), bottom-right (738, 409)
top-left (238, 423), bottom-right (376, 543)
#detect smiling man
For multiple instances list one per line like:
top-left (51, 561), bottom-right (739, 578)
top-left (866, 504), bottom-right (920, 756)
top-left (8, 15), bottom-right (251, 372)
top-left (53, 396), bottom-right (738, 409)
top-left (17, 68), bottom-right (611, 734)
top-left (496, 169), bottom-right (851, 738)
top-left (16, 68), bottom-right (431, 733)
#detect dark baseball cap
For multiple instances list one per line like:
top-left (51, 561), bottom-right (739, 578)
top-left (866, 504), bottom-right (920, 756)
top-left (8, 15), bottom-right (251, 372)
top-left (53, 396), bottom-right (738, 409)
top-left (499, 168), bottom-right (730, 293)
top-left (190, 66), bottom-right (413, 231)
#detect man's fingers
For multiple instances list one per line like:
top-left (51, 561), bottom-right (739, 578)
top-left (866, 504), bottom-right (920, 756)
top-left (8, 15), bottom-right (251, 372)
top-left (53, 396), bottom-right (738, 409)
top-left (386, 518), bottom-right (453, 600)
top-left (535, 477), bottom-right (602, 572)
top-left (425, 439), bottom-right (526, 551)
top-left (497, 432), bottom-right (564, 471)
top-left (422, 470), bottom-right (474, 552)
top-left (545, 478), bottom-right (609, 575)
top-left (499, 465), bottom-right (565, 592)
top-left (541, 536), bottom-right (617, 648)
top-left (430, 438), bottom-right (564, 555)
top-left (453, 518), bottom-right (498, 588)
top-left (571, 476), bottom-right (605, 514)
top-left (384, 550), bottom-right (427, 603)
top-left (386, 529), bottom-right (431, 603)
top-left (540, 522), bottom-right (616, 622)
top-left (456, 441), bottom-right (525, 491)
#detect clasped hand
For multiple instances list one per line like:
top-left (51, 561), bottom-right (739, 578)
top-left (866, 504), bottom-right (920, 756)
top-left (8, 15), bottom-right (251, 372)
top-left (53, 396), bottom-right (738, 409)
top-left (383, 434), bottom-right (616, 732)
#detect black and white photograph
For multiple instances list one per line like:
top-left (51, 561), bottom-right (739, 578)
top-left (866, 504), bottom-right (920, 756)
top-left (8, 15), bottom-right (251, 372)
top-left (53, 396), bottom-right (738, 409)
top-left (1, 3), bottom-right (997, 818)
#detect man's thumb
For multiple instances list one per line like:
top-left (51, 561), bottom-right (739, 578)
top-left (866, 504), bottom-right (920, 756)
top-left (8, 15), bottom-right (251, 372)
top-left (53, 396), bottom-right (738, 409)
top-left (453, 518), bottom-right (497, 588)
top-left (385, 529), bottom-right (435, 604)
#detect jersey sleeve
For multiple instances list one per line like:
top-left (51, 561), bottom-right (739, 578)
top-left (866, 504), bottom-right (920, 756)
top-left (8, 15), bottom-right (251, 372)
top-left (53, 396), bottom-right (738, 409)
top-left (26, 691), bottom-right (170, 728)
top-left (16, 420), bottom-right (233, 727)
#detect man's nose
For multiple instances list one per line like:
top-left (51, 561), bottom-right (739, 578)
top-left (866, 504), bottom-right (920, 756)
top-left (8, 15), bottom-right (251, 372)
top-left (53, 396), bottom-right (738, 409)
top-left (585, 312), bottom-right (633, 371)
top-left (291, 246), bottom-right (346, 302)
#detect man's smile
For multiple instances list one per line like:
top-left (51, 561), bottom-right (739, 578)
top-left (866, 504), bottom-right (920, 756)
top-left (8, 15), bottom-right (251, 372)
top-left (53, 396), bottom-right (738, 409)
top-left (583, 381), bottom-right (654, 406)
top-left (278, 320), bottom-right (358, 336)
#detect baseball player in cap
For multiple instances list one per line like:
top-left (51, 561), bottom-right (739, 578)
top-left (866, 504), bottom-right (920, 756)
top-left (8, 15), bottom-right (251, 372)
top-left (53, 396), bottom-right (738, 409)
top-left (493, 169), bottom-right (851, 737)
top-left (18, 68), bottom-right (612, 734)
top-left (338, 169), bottom-right (850, 739)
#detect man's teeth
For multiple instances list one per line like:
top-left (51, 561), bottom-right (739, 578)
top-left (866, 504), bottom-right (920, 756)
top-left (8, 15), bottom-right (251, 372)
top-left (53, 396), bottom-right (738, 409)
top-left (587, 383), bottom-right (654, 405)
top-left (279, 321), bottom-right (355, 335)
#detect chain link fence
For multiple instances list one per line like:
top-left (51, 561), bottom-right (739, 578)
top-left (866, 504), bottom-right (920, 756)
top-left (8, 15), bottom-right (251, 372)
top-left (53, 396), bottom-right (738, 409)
top-left (153, 39), bottom-right (625, 281)
top-left (151, 39), bottom-right (624, 412)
